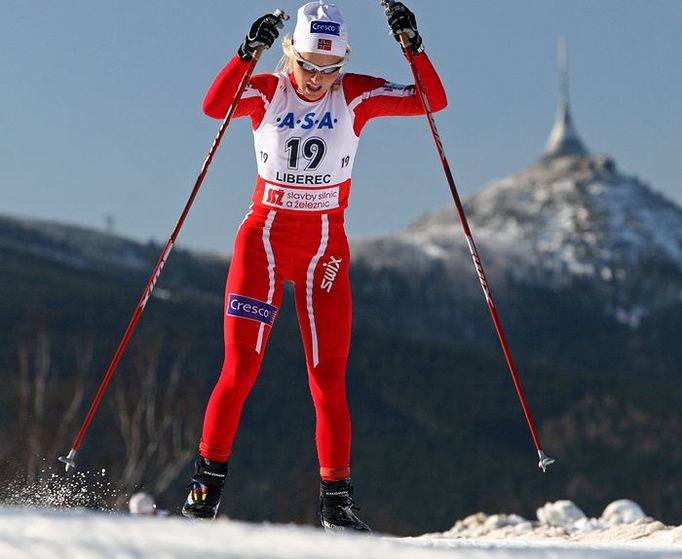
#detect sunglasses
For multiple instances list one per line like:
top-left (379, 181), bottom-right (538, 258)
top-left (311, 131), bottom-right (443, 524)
top-left (292, 48), bottom-right (347, 75)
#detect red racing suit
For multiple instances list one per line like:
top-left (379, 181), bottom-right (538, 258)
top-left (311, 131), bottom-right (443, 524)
top-left (199, 52), bottom-right (447, 480)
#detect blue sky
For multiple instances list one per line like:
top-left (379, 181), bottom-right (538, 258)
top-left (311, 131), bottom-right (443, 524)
top-left (2, 1), bottom-right (680, 254)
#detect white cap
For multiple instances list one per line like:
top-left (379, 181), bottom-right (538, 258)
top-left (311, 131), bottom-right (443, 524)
top-left (292, 2), bottom-right (348, 58)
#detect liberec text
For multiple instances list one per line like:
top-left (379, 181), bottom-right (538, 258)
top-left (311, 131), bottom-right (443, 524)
top-left (275, 171), bottom-right (332, 185)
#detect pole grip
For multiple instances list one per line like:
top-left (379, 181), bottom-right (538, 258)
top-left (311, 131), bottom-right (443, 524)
top-left (379, 1), bottom-right (412, 51)
top-left (253, 9), bottom-right (289, 61)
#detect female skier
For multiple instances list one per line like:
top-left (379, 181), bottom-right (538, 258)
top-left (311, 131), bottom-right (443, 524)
top-left (182, 1), bottom-right (446, 531)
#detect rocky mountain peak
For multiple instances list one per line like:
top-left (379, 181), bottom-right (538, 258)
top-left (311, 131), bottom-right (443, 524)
top-left (352, 41), bottom-right (682, 324)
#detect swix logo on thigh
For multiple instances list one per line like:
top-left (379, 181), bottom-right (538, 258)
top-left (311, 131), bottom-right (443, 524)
top-left (320, 256), bottom-right (342, 293)
top-left (227, 294), bottom-right (278, 326)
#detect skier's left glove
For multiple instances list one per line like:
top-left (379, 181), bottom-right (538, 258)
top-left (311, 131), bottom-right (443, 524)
top-left (385, 2), bottom-right (424, 54)
top-left (238, 14), bottom-right (284, 61)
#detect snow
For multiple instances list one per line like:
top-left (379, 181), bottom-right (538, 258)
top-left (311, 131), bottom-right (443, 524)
top-left (0, 212), bottom-right (226, 278)
top-left (357, 148), bottom-right (682, 281)
top-left (1, 500), bottom-right (681, 559)
top-left (350, 148), bottom-right (682, 325)
top-left (602, 500), bottom-right (647, 525)
top-left (460, 156), bottom-right (682, 280)
top-left (423, 499), bottom-right (682, 551)
top-left (537, 500), bottom-right (588, 527)
top-left (0, 213), bottom-right (151, 272)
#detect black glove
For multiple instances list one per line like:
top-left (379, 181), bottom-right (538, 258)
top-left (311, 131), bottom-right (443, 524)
top-left (385, 2), bottom-right (423, 54)
top-left (238, 14), bottom-right (283, 61)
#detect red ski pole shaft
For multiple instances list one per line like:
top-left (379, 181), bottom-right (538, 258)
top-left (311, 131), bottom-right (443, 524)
top-left (58, 19), bottom-right (287, 472)
top-left (388, 18), bottom-right (554, 471)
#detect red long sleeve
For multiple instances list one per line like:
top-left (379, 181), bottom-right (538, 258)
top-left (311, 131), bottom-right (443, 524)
top-left (202, 51), bottom-right (447, 136)
top-left (202, 55), bottom-right (279, 129)
top-left (342, 51), bottom-right (448, 136)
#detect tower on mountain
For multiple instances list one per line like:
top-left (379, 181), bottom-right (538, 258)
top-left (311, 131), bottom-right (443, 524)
top-left (543, 37), bottom-right (589, 159)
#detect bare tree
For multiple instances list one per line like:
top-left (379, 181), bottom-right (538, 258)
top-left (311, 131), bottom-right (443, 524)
top-left (7, 329), bottom-right (90, 482)
top-left (2, 326), bottom-right (201, 509)
top-left (111, 336), bottom-right (200, 506)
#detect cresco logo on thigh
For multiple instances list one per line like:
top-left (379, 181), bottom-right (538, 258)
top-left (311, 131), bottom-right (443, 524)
top-left (227, 294), bottom-right (278, 326)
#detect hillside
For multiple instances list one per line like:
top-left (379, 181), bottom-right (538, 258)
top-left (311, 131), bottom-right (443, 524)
top-left (350, 80), bottom-right (682, 375)
top-left (3, 219), bottom-right (682, 533)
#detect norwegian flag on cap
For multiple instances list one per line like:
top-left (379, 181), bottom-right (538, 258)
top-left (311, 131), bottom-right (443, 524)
top-left (317, 38), bottom-right (332, 51)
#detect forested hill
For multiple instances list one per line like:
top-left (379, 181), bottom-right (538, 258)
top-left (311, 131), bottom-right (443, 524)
top-left (2, 213), bottom-right (682, 534)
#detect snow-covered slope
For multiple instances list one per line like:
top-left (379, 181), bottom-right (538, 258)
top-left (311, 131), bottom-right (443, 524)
top-left (0, 213), bottom-right (153, 272)
top-left (0, 213), bottom-right (224, 276)
top-left (2, 500), bottom-right (681, 559)
top-left (400, 153), bottom-right (682, 284)
top-left (352, 94), bottom-right (682, 325)
top-left (0, 212), bottom-right (228, 305)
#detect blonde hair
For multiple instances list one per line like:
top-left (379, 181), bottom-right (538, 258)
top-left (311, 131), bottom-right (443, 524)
top-left (274, 35), bottom-right (296, 74)
top-left (274, 34), bottom-right (352, 74)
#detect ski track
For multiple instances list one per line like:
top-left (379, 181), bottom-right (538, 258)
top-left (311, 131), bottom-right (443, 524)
top-left (1, 507), bottom-right (680, 559)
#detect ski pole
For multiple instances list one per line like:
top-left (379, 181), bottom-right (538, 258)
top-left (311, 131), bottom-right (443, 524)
top-left (380, 0), bottom-right (554, 472)
top-left (59, 9), bottom-right (289, 473)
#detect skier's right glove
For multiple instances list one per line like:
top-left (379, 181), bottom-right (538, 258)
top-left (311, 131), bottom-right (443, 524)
top-left (385, 2), bottom-right (424, 55)
top-left (238, 14), bottom-right (284, 61)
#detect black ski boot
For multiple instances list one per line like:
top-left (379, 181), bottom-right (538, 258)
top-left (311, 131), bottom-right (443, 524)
top-left (319, 478), bottom-right (371, 532)
top-left (181, 456), bottom-right (228, 519)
